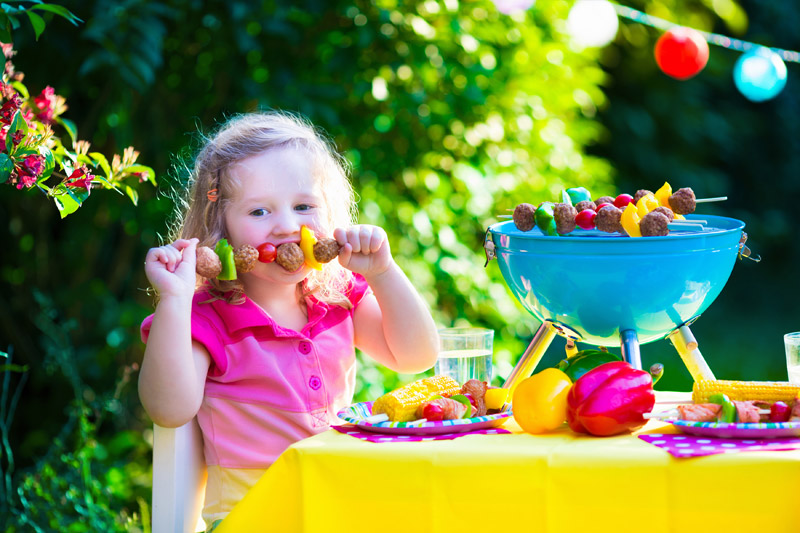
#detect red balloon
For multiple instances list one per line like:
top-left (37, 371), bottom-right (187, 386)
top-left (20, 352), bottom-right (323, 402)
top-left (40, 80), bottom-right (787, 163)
top-left (654, 27), bottom-right (709, 80)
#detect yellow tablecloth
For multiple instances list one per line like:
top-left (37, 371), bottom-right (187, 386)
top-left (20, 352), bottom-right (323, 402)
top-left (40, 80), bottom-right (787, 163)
top-left (218, 392), bottom-right (800, 532)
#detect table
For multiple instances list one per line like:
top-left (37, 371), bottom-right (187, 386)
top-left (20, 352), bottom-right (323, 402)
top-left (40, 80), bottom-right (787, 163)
top-left (217, 392), bottom-right (800, 532)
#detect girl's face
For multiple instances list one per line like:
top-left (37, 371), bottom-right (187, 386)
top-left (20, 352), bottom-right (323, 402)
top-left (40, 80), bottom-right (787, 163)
top-left (224, 146), bottom-right (325, 284)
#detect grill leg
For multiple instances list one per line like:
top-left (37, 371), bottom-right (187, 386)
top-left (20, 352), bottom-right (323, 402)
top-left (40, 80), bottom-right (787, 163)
top-left (502, 321), bottom-right (557, 398)
top-left (668, 324), bottom-right (716, 382)
top-left (620, 329), bottom-right (642, 370)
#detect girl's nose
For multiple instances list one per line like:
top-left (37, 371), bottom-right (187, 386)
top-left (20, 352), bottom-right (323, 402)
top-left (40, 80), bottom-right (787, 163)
top-left (270, 209), bottom-right (301, 237)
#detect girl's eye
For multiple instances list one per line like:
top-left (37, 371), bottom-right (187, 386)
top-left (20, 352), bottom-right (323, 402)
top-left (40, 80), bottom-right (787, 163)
top-left (250, 208), bottom-right (268, 216)
top-left (295, 204), bottom-right (314, 212)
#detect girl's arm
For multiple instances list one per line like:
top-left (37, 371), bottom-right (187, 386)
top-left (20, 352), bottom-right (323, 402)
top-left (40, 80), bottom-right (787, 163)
top-left (138, 239), bottom-right (211, 427)
top-left (336, 226), bottom-right (439, 373)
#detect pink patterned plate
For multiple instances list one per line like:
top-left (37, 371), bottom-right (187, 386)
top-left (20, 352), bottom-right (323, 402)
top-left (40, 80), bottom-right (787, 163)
top-left (337, 401), bottom-right (512, 436)
top-left (668, 419), bottom-right (800, 439)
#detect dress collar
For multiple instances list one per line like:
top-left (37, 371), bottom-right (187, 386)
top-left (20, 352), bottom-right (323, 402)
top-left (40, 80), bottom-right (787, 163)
top-left (201, 290), bottom-right (330, 338)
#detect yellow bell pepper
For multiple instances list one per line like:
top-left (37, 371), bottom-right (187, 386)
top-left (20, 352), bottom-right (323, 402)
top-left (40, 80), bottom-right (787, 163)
top-left (621, 203), bottom-right (642, 237)
top-left (512, 368), bottom-right (572, 434)
top-left (654, 182), bottom-right (672, 208)
top-left (299, 225), bottom-right (323, 270)
top-left (636, 193), bottom-right (659, 218)
top-left (485, 388), bottom-right (510, 410)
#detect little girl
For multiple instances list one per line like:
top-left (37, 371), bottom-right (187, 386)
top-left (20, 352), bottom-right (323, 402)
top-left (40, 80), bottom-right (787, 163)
top-left (139, 112), bottom-right (439, 526)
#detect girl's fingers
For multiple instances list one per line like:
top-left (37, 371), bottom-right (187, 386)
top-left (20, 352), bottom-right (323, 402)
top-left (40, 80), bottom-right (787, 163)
top-left (145, 239), bottom-right (199, 273)
top-left (337, 242), bottom-right (353, 266)
top-left (369, 227), bottom-right (386, 253)
top-left (335, 226), bottom-right (386, 256)
top-left (358, 226), bottom-right (374, 254)
top-left (173, 238), bottom-right (199, 251)
top-left (176, 240), bottom-right (198, 275)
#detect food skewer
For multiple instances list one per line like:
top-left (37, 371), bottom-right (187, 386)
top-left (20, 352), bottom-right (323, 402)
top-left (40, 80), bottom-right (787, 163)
top-left (695, 196), bottom-right (727, 203)
top-left (644, 408), bottom-right (770, 420)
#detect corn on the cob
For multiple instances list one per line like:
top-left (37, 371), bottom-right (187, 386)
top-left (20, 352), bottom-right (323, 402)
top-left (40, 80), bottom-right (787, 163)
top-left (692, 380), bottom-right (800, 404)
top-left (372, 375), bottom-right (461, 421)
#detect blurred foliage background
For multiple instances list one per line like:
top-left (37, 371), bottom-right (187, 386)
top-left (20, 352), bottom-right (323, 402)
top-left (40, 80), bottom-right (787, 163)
top-left (1, 0), bottom-right (797, 530)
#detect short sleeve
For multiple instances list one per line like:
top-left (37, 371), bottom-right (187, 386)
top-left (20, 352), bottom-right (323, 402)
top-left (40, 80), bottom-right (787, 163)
top-left (139, 299), bottom-right (229, 376)
top-left (348, 273), bottom-right (373, 308)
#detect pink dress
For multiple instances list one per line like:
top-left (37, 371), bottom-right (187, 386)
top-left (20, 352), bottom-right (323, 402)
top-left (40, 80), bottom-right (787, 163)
top-left (141, 275), bottom-right (371, 523)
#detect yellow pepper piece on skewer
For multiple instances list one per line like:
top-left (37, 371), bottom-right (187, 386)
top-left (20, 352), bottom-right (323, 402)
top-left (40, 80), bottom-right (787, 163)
top-left (636, 193), bottom-right (659, 218)
top-left (299, 225), bottom-right (323, 270)
top-left (654, 182), bottom-right (672, 208)
top-left (621, 203), bottom-right (642, 237)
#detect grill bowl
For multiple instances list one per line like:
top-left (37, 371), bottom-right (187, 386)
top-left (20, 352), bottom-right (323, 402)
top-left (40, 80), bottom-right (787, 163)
top-left (488, 215), bottom-right (744, 346)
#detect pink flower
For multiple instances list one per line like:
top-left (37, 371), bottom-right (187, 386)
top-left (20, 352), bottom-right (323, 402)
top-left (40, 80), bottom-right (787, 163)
top-left (15, 154), bottom-right (44, 189)
top-left (34, 86), bottom-right (62, 124)
top-left (66, 167), bottom-right (93, 191)
top-left (133, 171), bottom-right (150, 183)
top-left (1, 43), bottom-right (14, 60)
top-left (0, 94), bottom-right (22, 124)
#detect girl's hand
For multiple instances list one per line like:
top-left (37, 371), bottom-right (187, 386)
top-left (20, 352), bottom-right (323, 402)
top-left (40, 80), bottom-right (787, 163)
top-left (334, 225), bottom-right (393, 278)
top-left (144, 238), bottom-right (199, 299)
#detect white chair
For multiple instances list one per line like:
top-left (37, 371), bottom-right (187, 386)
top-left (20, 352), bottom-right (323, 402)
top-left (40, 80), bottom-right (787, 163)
top-left (152, 419), bottom-right (207, 533)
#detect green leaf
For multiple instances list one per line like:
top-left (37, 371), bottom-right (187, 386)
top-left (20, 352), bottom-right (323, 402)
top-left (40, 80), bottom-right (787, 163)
top-left (10, 80), bottom-right (29, 99)
top-left (0, 152), bottom-right (13, 184)
top-left (125, 164), bottom-right (157, 185)
top-left (30, 4), bottom-right (83, 25)
top-left (6, 110), bottom-right (28, 152)
top-left (89, 152), bottom-right (111, 178)
top-left (56, 117), bottom-right (77, 146)
top-left (0, 22), bottom-right (10, 45)
top-left (93, 173), bottom-right (121, 192)
top-left (53, 190), bottom-right (80, 218)
top-left (123, 184), bottom-right (139, 206)
top-left (38, 147), bottom-right (55, 182)
top-left (26, 9), bottom-right (45, 40)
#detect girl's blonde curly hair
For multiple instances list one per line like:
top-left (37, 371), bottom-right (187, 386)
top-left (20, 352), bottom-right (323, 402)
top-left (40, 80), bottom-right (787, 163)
top-left (173, 111), bottom-right (358, 308)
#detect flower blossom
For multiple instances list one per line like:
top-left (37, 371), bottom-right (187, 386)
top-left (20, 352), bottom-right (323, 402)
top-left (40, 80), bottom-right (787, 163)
top-left (66, 167), bottom-right (94, 191)
top-left (33, 86), bottom-right (61, 124)
top-left (15, 154), bottom-right (45, 189)
top-left (0, 93), bottom-right (22, 124)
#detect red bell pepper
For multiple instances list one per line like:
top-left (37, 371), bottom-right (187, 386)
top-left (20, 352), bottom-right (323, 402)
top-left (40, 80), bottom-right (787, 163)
top-left (566, 361), bottom-right (655, 437)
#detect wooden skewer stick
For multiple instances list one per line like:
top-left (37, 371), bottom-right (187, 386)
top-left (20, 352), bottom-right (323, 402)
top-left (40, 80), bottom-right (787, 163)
top-left (364, 413), bottom-right (389, 423)
top-left (498, 214), bottom-right (513, 219)
top-left (695, 196), bottom-right (728, 204)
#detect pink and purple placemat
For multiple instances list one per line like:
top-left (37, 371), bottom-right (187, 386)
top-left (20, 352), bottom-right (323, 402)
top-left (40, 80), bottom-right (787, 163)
top-left (333, 424), bottom-right (511, 443)
top-left (639, 432), bottom-right (800, 457)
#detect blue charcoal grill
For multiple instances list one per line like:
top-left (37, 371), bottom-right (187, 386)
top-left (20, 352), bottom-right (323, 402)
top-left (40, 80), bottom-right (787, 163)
top-left (486, 214), bottom-right (755, 392)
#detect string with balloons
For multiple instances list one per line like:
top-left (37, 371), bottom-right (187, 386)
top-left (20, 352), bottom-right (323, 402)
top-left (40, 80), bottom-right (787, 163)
top-left (493, 0), bottom-right (797, 102)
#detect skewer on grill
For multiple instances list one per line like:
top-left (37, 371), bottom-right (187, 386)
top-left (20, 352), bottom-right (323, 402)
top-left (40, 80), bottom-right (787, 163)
top-left (695, 196), bottom-right (727, 204)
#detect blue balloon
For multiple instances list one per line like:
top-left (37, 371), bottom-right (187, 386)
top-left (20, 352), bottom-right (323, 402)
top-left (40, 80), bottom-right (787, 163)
top-left (733, 47), bottom-right (788, 102)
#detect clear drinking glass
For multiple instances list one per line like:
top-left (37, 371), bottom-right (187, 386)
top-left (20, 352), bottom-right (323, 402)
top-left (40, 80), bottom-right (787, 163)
top-left (435, 327), bottom-right (494, 384)
top-left (785, 332), bottom-right (800, 384)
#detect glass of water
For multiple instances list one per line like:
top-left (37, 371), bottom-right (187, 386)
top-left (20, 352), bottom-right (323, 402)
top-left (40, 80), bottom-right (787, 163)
top-left (435, 327), bottom-right (494, 384)
top-left (785, 332), bottom-right (800, 384)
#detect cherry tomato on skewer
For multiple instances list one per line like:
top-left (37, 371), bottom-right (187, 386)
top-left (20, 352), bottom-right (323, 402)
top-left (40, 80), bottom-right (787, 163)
top-left (256, 242), bottom-right (277, 263)
top-left (575, 209), bottom-right (597, 230)
top-left (613, 194), bottom-right (634, 209)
